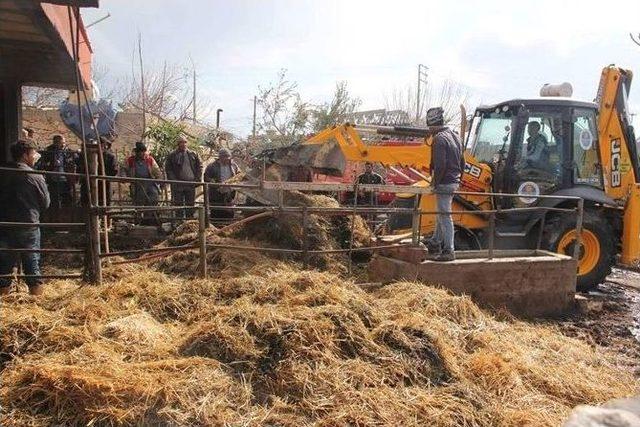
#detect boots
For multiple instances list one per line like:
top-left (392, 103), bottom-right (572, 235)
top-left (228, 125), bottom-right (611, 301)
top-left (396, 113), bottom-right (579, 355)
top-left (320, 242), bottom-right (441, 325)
top-left (0, 286), bottom-right (10, 296)
top-left (434, 251), bottom-right (456, 262)
top-left (425, 238), bottom-right (442, 254)
top-left (28, 284), bottom-right (44, 296)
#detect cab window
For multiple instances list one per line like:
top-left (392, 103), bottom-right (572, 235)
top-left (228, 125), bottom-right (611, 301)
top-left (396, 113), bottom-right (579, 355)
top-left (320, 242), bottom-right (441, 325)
top-left (514, 112), bottom-right (564, 192)
top-left (572, 108), bottom-right (602, 188)
top-left (468, 109), bottom-right (514, 164)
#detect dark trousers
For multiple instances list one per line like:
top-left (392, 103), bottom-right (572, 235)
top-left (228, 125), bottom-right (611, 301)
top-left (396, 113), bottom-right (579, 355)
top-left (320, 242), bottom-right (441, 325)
top-left (0, 227), bottom-right (42, 287)
top-left (171, 185), bottom-right (196, 219)
top-left (132, 184), bottom-right (160, 225)
top-left (208, 189), bottom-right (235, 221)
top-left (48, 180), bottom-right (73, 208)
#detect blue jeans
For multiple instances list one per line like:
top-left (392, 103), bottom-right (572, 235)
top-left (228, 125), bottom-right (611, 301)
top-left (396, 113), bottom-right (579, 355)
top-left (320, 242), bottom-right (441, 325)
top-left (432, 183), bottom-right (458, 253)
top-left (0, 227), bottom-right (42, 287)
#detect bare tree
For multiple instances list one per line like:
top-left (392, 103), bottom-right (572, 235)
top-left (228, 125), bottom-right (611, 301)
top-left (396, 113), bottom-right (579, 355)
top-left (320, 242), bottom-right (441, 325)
top-left (117, 61), bottom-right (213, 124)
top-left (385, 79), bottom-right (471, 128)
top-left (312, 81), bottom-right (361, 132)
top-left (22, 86), bottom-right (67, 108)
top-left (256, 69), bottom-right (311, 147)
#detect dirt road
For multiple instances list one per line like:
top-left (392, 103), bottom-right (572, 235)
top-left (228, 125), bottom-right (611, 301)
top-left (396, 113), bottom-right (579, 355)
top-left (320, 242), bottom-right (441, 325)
top-left (554, 268), bottom-right (640, 374)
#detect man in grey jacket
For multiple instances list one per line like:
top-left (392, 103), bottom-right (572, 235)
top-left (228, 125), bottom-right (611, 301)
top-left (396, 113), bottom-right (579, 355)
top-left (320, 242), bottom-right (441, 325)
top-left (0, 140), bottom-right (51, 296)
top-left (164, 136), bottom-right (202, 218)
top-left (426, 107), bottom-right (465, 261)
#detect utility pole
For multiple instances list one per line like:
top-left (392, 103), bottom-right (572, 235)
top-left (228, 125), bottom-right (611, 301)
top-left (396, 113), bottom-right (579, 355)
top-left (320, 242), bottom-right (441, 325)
top-left (192, 67), bottom-right (197, 125)
top-left (216, 108), bottom-right (223, 129)
top-left (252, 95), bottom-right (257, 138)
top-left (416, 64), bottom-right (428, 123)
top-left (138, 32), bottom-right (146, 138)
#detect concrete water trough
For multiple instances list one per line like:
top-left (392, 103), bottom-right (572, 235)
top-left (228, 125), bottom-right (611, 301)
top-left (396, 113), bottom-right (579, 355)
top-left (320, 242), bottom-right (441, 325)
top-left (368, 249), bottom-right (577, 318)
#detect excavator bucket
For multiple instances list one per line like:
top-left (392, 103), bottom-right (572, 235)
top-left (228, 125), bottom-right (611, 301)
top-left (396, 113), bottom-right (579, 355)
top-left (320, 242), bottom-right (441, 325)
top-left (235, 140), bottom-right (347, 206)
top-left (265, 141), bottom-right (347, 177)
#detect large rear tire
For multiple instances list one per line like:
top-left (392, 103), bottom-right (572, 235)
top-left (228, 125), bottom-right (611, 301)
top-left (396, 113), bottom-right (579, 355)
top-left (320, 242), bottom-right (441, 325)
top-left (542, 210), bottom-right (615, 292)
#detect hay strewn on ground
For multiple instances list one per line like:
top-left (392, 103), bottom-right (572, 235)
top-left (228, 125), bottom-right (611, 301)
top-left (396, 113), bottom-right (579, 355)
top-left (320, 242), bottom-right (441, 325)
top-left (153, 191), bottom-right (372, 277)
top-left (1, 263), bottom-right (636, 426)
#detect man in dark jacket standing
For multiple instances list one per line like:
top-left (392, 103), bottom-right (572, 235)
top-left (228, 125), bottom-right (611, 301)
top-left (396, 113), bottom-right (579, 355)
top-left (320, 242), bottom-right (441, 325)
top-left (37, 134), bottom-right (77, 208)
top-left (204, 148), bottom-right (239, 222)
top-left (356, 162), bottom-right (385, 205)
top-left (164, 136), bottom-right (202, 219)
top-left (426, 107), bottom-right (465, 261)
top-left (0, 140), bottom-right (50, 296)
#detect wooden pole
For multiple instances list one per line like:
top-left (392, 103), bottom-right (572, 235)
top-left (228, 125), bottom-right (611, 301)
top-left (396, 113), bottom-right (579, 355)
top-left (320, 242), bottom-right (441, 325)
top-left (80, 88), bottom-right (110, 256)
top-left (198, 206), bottom-right (207, 278)
top-left (68, 6), bottom-right (100, 284)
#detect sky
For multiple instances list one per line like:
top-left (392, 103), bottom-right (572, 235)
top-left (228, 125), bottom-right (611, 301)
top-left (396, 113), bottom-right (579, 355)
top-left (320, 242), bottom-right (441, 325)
top-left (83, 0), bottom-right (640, 137)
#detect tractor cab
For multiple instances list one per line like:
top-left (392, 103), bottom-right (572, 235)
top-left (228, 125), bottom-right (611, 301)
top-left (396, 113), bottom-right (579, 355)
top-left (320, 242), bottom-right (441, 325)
top-left (467, 98), bottom-right (603, 210)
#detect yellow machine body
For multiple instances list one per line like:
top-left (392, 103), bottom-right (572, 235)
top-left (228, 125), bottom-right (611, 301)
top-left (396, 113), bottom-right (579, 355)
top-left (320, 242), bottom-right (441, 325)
top-left (304, 124), bottom-right (493, 234)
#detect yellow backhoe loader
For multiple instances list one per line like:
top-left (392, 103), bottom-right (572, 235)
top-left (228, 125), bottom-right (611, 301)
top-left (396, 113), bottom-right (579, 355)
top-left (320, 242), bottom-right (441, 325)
top-left (269, 65), bottom-right (639, 291)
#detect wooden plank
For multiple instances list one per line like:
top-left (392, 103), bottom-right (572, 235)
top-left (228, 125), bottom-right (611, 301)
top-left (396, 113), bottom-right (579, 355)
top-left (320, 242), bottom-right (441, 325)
top-left (0, 1), bottom-right (21, 11)
top-left (0, 10), bottom-right (32, 24)
top-left (0, 29), bottom-right (49, 43)
top-left (0, 20), bottom-right (44, 34)
top-left (0, 38), bottom-right (52, 51)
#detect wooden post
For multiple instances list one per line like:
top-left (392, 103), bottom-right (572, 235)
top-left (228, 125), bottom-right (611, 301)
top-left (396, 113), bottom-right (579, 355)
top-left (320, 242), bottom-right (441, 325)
top-left (69, 6), bottom-right (100, 284)
top-left (86, 208), bottom-right (102, 284)
top-left (411, 196), bottom-right (421, 246)
top-left (198, 206), bottom-right (207, 278)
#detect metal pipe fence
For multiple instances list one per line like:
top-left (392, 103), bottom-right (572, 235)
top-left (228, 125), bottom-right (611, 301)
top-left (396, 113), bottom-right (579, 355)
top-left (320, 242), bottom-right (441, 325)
top-left (0, 166), bottom-right (584, 285)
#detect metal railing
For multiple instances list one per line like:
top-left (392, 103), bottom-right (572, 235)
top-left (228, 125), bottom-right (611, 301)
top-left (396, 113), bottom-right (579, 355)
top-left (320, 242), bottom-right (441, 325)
top-left (0, 166), bottom-right (584, 285)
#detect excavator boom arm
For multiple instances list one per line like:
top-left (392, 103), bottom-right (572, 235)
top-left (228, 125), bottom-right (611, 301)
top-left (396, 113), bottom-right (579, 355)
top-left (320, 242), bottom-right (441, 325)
top-left (305, 124), bottom-right (432, 170)
top-left (304, 124), bottom-right (492, 193)
top-left (595, 66), bottom-right (640, 268)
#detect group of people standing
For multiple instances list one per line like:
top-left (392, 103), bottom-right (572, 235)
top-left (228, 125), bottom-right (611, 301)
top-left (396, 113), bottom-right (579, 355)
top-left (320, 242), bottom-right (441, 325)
top-left (0, 134), bottom-right (241, 297)
top-left (126, 138), bottom-right (240, 223)
top-left (25, 132), bottom-right (240, 224)
top-left (30, 134), bottom-right (118, 210)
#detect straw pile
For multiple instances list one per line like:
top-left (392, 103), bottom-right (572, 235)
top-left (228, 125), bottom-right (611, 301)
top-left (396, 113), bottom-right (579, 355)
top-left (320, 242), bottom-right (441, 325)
top-left (1, 263), bottom-right (636, 426)
top-left (152, 191), bottom-right (372, 277)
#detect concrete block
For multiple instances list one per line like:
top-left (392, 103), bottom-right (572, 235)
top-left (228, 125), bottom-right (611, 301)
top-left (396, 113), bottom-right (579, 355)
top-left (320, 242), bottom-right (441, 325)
top-left (368, 253), bottom-right (577, 318)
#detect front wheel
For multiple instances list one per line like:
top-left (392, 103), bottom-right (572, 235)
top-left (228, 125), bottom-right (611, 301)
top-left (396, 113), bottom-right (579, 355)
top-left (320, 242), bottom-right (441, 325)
top-left (542, 210), bottom-right (615, 292)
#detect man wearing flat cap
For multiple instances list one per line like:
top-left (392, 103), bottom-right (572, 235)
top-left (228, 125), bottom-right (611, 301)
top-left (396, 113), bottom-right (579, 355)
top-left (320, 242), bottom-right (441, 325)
top-left (164, 136), bottom-right (202, 219)
top-left (203, 148), bottom-right (240, 222)
top-left (0, 140), bottom-right (50, 296)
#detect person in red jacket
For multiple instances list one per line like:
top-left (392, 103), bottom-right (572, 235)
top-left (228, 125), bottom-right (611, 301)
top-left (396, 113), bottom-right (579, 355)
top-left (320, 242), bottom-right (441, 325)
top-left (122, 142), bottom-right (162, 224)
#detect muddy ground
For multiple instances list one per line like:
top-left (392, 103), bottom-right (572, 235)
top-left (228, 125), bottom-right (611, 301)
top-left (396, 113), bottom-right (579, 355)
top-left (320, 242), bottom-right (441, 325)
top-left (552, 268), bottom-right (640, 375)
